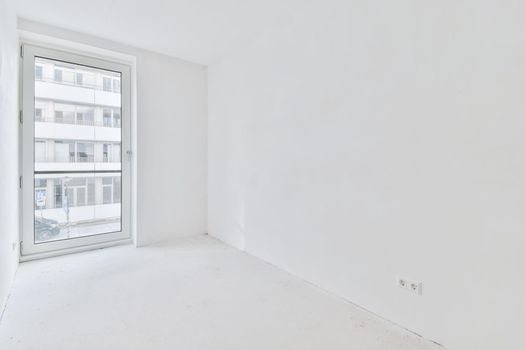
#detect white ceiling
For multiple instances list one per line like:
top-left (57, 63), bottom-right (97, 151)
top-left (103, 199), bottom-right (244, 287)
top-left (16, 0), bottom-right (302, 65)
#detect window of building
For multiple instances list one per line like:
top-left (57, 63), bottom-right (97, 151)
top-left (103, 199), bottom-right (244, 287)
top-left (87, 179), bottom-right (96, 206)
top-left (68, 177), bottom-right (85, 186)
top-left (103, 108), bottom-right (112, 127)
top-left (68, 178), bottom-right (85, 207)
top-left (101, 177), bottom-right (121, 204)
top-left (54, 110), bottom-right (63, 123)
top-left (76, 187), bottom-right (86, 206)
top-left (35, 65), bottom-right (43, 80)
top-left (103, 77), bottom-right (112, 92)
top-left (66, 186), bottom-right (74, 207)
top-left (35, 108), bottom-right (43, 122)
top-left (54, 68), bottom-right (62, 82)
top-left (102, 108), bottom-right (121, 128)
top-left (35, 179), bottom-right (47, 187)
top-left (75, 72), bottom-right (83, 85)
top-left (103, 187), bottom-right (112, 204)
top-left (113, 177), bottom-right (121, 203)
top-left (102, 144), bottom-right (110, 162)
top-left (54, 140), bottom-right (75, 162)
top-left (77, 143), bottom-right (94, 163)
top-left (35, 140), bottom-right (47, 162)
top-left (54, 182), bottom-right (62, 208)
top-left (113, 111), bottom-right (121, 127)
top-left (76, 112), bottom-right (84, 125)
top-left (112, 144), bottom-right (121, 162)
top-left (54, 104), bottom-right (76, 124)
top-left (102, 177), bottom-right (113, 204)
top-left (113, 78), bottom-right (120, 93)
top-left (76, 108), bottom-right (94, 125)
top-left (53, 103), bottom-right (96, 126)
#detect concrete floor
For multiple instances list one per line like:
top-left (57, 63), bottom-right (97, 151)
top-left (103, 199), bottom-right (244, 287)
top-left (0, 235), bottom-right (441, 350)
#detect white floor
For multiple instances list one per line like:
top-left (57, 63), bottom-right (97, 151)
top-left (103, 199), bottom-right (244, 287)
top-left (0, 236), bottom-right (441, 350)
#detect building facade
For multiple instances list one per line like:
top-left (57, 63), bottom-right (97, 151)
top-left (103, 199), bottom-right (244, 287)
top-left (34, 57), bottom-right (122, 234)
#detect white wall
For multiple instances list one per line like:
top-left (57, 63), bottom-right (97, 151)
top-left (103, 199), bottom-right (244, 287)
top-left (18, 19), bottom-right (208, 246)
top-left (137, 50), bottom-right (208, 244)
top-left (0, 0), bottom-right (19, 314)
top-left (208, 1), bottom-right (525, 349)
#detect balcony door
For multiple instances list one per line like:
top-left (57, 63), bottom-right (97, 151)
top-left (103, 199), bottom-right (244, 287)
top-left (21, 45), bottom-right (131, 257)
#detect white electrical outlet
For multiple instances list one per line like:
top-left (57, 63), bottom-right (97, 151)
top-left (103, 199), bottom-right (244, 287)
top-left (397, 276), bottom-right (422, 295)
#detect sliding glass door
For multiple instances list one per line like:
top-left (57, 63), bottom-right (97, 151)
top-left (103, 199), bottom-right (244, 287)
top-left (21, 45), bottom-right (131, 256)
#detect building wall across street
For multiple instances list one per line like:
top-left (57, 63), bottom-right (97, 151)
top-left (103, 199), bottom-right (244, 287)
top-left (33, 57), bottom-right (123, 234)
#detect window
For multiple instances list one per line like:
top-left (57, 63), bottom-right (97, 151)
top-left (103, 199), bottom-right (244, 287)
top-left (76, 188), bottom-right (86, 206)
top-left (76, 112), bottom-right (84, 124)
top-left (22, 45), bottom-right (130, 255)
top-left (67, 178), bottom-right (87, 207)
top-left (103, 177), bottom-right (113, 204)
top-left (35, 179), bottom-right (47, 187)
top-left (35, 65), bottom-right (43, 80)
top-left (39, 177), bottom-right (104, 209)
top-left (102, 108), bottom-right (120, 128)
top-left (54, 110), bottom-right (63, 123)
top-left (77, 142), bottom-right (94, 163)
top-left (76, 108), bottom-right (94, 125)
top-left (66, 187), bottom-right (74, 207)
top-left (103, 77), bottom-right (112, 91)
top-left (75, 72), bottom-right (83, 85)
top-left (68, 178), bottom-right (84, 187)
top-left (112, 144), bottom-right (121, 162)
top-left (113, 177), bottom-right (121, 203)
top-left (87, 179), bottom-right (95, 206)
top-left (54, 182), bottom-right (62, 208)
top-left (54, 69), bottom-right (62, 82)
top-left (102, 76), bottom-right (120, 92)
top-left (54, 140), bottom-right (75, 162)
top-left (113, 78), bottom-right (120, 93)
top-left (35, 140), bottom-right (47, 162)
top-left (103, 108), bottom-right (112, 127)
top-left (113, 111), bottom-right (121, 127)
top-left (54, 104), bottom-right (76, 124)
top-left (35, 108), bottom-right (43, 122)
top-left (51, 104), bottom-right (96, 126)
top-left (100, 176), bottom-right (121, 204)
top-left (102, 144), bottom-right (109, 162)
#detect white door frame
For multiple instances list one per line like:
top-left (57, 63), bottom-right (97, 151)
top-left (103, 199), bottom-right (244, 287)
top-left (20, 44), bottom-right (132, 258)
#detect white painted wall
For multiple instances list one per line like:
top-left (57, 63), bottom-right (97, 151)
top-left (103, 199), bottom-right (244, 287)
top-left (137, 50), bottom-right (208, 244)
top-left (18, 19), bottom-right (208, 246)
top-left (208, 1), bottom-right (525, 349)
top-left (0, 0), bottom-right (19, 314)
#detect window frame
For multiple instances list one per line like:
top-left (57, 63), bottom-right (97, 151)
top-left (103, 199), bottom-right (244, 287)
top-left (21, 44), bottom-right (132, 258)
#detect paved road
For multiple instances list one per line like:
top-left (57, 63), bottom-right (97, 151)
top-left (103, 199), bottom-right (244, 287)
top-left (36, 220), bottom-right (121, 243)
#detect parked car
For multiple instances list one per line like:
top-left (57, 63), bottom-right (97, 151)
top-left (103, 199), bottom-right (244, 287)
top-left (35, 217), bottom-right (60, 241)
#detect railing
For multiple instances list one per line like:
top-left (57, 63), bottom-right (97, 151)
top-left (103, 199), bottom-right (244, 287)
top-left (36, 157), bottom-right (120, 163)
top-left (35, 76), bottom-right (121, 93)
top-left (35, 117), bottom-right (121, 128)
top-left (77, 155), bottom-right (95, 163)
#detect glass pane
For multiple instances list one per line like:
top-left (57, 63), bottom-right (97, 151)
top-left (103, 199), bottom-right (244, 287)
top-left (34, 56), bottom-right (122, 244)
top-left (34, 174), bottom-right (122, 243)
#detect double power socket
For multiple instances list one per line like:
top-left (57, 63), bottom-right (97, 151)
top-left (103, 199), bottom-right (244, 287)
top-left (397, 276), bottom-right (423, 295)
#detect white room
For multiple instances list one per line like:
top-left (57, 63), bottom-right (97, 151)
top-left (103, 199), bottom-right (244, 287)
top-left (0, 1), bottom-right (523, 349)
